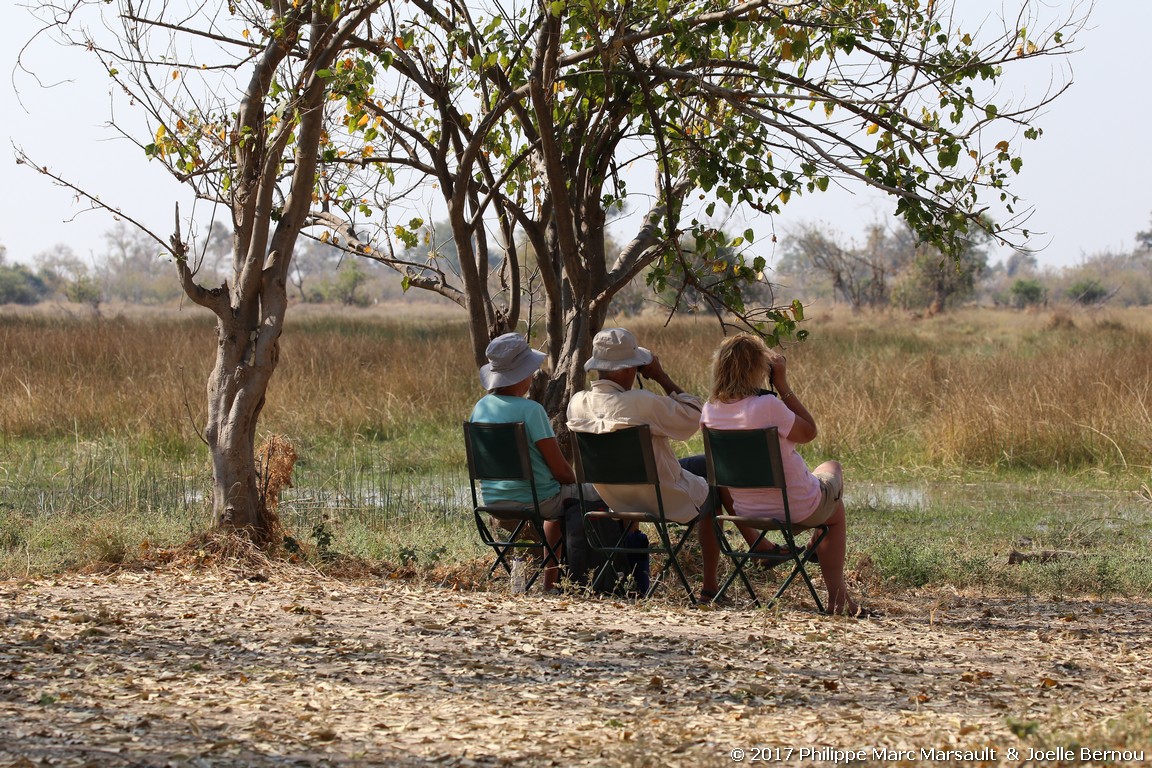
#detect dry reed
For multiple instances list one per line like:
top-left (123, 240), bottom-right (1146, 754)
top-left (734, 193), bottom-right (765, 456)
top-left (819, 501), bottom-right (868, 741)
top-left (2, 305), bottom-right (1150, 478)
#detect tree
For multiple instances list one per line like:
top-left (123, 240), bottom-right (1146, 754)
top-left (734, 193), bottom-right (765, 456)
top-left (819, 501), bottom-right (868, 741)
top-left (19, 0), bottom-right (391, 541)
top-left (779, 223), bottom-right (892, 311)
top-left (1137, 214), bottom-right (1152, 251)
top-left (36, 246), bottom-right (106, 312)
top-left (1004, 250), bottom-right (1039, 278)
top-left (289, 237), bottom-right (344, 303)
top-left (889, 223), bottom-right (990, 314)
top-left (17, 0), bottom-right (1083, 539)
top-left (319, 261), bottom-right (372, 306)
top-left (0, 246), bottom-right (51, 305)
top-left (305, 0), bottom-right (1082, 433)
top-left (99, 222), bottom-right (183, 304)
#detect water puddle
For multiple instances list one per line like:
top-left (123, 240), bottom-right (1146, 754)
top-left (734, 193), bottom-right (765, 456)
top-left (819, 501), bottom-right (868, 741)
top-left (853, 484), bottom-right (928, 510)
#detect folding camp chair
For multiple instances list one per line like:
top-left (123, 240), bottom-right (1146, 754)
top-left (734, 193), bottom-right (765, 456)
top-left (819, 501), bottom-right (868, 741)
top-left (463, 421), bottom-right (564, 591)
top-left (702, 426), bottom-right (829, 612)
top-left (571, 425), bottom-right (699, 604)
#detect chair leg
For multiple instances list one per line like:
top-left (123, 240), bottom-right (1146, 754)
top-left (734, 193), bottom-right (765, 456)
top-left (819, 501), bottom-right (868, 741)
top-left (768, 527), bottom-right (827, 613)
top-left (481, 518), bottom-right (531, 584)
top-left (714, 522), bottom-right (765, 606)
top-left (651, 520), bottom-right (697, 604)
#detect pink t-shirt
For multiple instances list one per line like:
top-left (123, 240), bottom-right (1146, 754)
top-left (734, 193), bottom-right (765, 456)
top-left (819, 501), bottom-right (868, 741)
top-left (701, 395), bottom-right (822, 522)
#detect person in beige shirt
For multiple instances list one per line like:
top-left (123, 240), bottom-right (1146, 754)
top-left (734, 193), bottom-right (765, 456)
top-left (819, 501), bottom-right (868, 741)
top-left (567, 328), bottom-right (722, 601)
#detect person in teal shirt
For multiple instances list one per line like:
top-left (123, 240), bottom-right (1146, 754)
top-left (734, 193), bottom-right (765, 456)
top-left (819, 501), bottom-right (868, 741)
top-left (469, 333), bottom-right (576, 592)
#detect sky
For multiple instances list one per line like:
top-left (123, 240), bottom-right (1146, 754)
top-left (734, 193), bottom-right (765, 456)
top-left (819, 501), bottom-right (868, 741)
top-left (3, 1), bottom-right (1149, 271)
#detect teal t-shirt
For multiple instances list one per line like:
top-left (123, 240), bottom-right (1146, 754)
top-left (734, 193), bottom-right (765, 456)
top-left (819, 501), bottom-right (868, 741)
top-left (468, 394), bottom-right (560, 504)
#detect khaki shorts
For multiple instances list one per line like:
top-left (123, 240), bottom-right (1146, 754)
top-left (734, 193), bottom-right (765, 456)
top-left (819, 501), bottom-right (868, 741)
top-left (804, 470), bottom-right (843, 526)
top-left (485, 483), bottom-right (579, 521)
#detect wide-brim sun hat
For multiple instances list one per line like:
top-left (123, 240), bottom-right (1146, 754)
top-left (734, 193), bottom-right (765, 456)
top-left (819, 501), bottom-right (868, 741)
top-left (584, 327), bottom-right (653, 371)
top-left (480, 332), bottom-right (547, 390)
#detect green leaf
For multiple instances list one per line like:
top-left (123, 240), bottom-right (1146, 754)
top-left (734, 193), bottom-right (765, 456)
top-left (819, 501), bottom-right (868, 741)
top-left (743, 228), bottom-right (755, 244)
top-left (791, 299), bottom-right (804, 321)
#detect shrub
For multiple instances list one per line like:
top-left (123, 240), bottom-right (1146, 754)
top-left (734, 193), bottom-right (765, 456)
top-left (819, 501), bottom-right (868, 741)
top-left (1067, 278), bottom-right (1109, 305)
top-left (1010, 278), bottom-right (1047, 308)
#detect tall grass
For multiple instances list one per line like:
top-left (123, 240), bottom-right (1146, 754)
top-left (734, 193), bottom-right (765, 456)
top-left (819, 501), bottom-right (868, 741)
top-left (4, 306), bottom-right (1150, 477)
top-left (2, 304), bottom-right (1151, 588)
top-left (619, 309), bottom-right (1152, 482)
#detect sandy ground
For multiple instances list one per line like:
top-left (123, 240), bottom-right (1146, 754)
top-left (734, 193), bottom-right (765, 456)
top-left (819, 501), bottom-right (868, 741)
top-left (2, 567), bottom-right (1151, 767)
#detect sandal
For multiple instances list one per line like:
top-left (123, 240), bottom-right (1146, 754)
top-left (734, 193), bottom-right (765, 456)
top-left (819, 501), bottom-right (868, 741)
top-left (830, 604), bottom-right (881, 619)
top-left (698, 588), bottom-right (733, 606)
top-left (749, 543), bottom-right (819, 566)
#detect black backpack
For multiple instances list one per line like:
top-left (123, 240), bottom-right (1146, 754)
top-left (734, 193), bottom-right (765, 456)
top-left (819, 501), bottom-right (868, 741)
top-left (563, 497), bottom-right (628, 594)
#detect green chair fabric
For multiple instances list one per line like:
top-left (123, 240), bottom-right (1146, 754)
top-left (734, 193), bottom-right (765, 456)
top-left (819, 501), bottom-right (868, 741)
top-left (702, 426), bottom-right (828, 611)
top-left (463, 421), bottom-right (563, 591)
top-left (571, 425), bottom-right (698, 603)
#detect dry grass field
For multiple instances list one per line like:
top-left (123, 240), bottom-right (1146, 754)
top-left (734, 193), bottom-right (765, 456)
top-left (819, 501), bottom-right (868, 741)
top-left (3, 302), bottom-right (1150, 474)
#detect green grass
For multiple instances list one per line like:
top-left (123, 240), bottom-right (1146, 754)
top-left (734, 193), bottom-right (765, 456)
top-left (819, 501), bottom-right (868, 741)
top-left (851, 480), bottom-right (1152, 598)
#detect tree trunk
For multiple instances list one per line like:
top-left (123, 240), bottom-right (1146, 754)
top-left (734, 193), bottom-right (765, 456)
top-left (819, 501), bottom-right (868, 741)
top-left (203, 313), bottom-right (280, 539)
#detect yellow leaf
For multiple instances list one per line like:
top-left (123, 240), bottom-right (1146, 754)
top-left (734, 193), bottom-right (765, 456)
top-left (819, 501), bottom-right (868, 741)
top-left (155, 124), bottom-right (167, 141)
top-left (242, 29), bottom-right (250, 40)
top-left (171, 70), bottom-right (180, 80)
top-left (780, 41), bottom-right (793, 61)
top-left (357, 113), bottom-right (370, 127)
top-left (866, 123), bottom-right (879, 135)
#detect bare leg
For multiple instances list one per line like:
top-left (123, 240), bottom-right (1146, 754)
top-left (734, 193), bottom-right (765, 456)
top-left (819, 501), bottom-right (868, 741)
top-left (810, 460), bottom-right (857, 614)
top-left (698, 508), bottom-right (720, 595)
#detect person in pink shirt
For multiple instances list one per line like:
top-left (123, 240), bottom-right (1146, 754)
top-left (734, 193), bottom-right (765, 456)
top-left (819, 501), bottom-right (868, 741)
top-left (701, 333), bottom-right (861, 616)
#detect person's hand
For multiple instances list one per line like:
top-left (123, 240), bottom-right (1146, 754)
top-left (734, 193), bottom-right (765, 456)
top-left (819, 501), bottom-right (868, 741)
top-left (637, 354), bottom-right (664, 380)
top-left (767, 349), bottom-right (789, 387)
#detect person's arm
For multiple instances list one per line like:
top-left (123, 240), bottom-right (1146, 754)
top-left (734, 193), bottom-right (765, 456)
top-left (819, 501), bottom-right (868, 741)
top-left (768, 352), bottom-right (817, 444)
top-left (536, 437), bottom-right (577, 485)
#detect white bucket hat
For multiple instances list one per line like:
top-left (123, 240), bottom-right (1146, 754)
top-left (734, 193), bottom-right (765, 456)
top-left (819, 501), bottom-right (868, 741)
top-left (584, 328), bottom-right (653, 371)
top-left (480, 333), bottom-right (547, 390)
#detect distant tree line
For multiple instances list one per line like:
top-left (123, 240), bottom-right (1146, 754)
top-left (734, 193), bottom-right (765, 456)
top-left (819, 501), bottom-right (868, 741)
top-left (774, 211), bottom-right (1152, 314)
top-left (0, 222), bottom-right (454, 310)
top-left (4, 211), bottom-right (1151, 314)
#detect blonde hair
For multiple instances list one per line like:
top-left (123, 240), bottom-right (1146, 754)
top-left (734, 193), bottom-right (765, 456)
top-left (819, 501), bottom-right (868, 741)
top-left (710, 333), bottom-right (771, 403)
